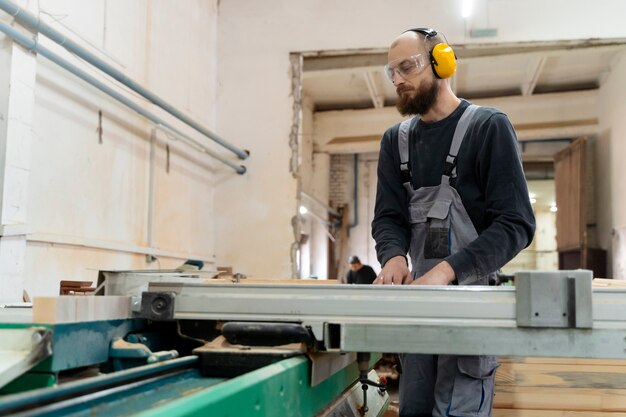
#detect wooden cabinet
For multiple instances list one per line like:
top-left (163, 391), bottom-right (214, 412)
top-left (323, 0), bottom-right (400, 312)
top-left (554, 137), bottom-right (606, 277)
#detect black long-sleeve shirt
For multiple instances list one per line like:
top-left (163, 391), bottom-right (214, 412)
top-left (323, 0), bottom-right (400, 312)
top-left (371, 100), bottom-right (535, 282)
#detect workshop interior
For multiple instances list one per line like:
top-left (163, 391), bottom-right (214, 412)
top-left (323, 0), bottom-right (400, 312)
top-left (1, 1), bottom-right (626, 416)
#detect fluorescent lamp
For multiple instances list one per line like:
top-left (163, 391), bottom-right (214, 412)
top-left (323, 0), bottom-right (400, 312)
top-left (461, 0), bottom-right (473, 19)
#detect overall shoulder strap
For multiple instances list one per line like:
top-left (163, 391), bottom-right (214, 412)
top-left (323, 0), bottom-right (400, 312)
top-left (398, 117), bottom-right (415, 185)
top-left (442, 104), bottom-right (480, 183)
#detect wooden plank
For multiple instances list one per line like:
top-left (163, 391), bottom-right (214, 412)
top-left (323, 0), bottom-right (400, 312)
top-left (32, 297), bottom-right (76, 324)
top-left (33, 296), bottom-right (131, 323)
top-left (593, 278), bottom-right (626, 288)
top-left (498, 357), bottom-right (626, 367)
top-left (494, 407), bottom-right (624, 414)
top-left (496, 362), bottom-right (626, 388)
top-left (59, 280), bottom-right (93, 288)
top-left (494, 386), bottom-right (626, 411)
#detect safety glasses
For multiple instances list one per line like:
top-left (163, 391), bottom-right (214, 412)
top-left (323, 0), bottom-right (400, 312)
top-left (383, 54), bottom-right (429, 83)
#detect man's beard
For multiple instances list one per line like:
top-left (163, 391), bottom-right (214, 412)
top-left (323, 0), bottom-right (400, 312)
top-left (395, 78), bottom-right (439, 116)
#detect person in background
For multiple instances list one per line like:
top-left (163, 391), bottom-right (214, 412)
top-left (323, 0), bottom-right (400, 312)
top-left (345, 255), bottom-right (377, 284)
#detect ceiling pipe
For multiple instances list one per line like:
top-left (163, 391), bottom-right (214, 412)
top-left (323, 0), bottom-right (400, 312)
top-left (0, 21), bottom-right (246, 174)
top-left (0, 0), bottom-right (249, 161)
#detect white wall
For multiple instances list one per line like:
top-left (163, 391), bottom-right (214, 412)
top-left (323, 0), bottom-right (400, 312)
top-left (598, 52), bottom-right (626, 278)
top-left (2, 1), bottom-right (625, 299)
top-left (216, 0), bottom-right (626, 278)
top-left (0, 0), bottom-right (221, 301)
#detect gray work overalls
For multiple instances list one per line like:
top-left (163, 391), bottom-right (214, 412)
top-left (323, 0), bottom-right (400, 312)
top-left (397, 104), bottom-right (499, 417)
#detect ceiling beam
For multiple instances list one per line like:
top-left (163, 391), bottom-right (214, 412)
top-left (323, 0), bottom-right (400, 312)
top-left (315, 123), bottom-right (600, 154)
top-left (313, 90), bottom-right (600, 154)
top-left (363, 72), bottom-right (384, 109)
top-left (521, 56), bottom-right (547, 96)
top-left (599, 49), bottom-right (626, 86)
top-left (301, 39), bottom-right (626, 70)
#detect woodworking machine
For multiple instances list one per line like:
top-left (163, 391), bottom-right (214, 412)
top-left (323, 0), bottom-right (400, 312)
top-left (1, 269), bottom-right (623, 417)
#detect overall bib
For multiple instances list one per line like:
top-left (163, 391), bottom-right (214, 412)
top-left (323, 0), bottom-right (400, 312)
top-left (397, 105), bottom-right (499, 417)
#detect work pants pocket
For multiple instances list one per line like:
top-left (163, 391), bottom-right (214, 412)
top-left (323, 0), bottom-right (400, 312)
top-left (447, 355), bottom-right (499, 417)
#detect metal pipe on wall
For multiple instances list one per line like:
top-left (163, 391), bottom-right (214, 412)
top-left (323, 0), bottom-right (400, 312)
top-left (0, 0), bottom-right (249, 161)
top-left (0, 21), bottom-right (246, 174)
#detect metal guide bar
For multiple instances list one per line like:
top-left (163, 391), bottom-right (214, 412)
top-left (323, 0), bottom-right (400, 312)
top-left (146, 282), bottom-right (626, 325)
top-left (339, 323), bottom-right (626, 359)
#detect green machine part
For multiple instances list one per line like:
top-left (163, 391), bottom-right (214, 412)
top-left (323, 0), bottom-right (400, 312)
top-left (137, 355), bottom-right (387, 417)
top-left (0, 319), bottom-right (145, 394)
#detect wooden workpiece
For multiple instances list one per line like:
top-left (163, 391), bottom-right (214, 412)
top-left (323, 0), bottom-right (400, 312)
top-left (494, 356), bottom-right (626, 414)
top-left (32, 296), bottom-right (131, 324)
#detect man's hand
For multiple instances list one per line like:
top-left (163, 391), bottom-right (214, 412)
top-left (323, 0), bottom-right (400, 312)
top-left (411, 261), bottom-right (456, 286)
top-left (374, 256), bottom-right (411, 285)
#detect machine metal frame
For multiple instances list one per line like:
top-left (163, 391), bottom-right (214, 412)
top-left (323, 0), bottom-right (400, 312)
top-left (140, 271), bottom-right (626, 359)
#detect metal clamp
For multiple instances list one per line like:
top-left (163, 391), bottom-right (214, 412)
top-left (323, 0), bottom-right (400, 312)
top-left (516, 270), bottom-right (593, 329)
top-left (139, 292), bottom-right (176, 320)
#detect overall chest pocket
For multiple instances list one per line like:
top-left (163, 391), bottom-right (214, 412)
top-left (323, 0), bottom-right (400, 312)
top-left (409, 200), bottom-right (452, 259)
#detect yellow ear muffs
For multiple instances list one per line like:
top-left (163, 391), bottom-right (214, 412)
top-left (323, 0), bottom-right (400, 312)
top-left (430, 43), bottom-right (456, 79)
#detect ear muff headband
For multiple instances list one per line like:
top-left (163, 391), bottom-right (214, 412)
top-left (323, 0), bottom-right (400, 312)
top-left (407, 28), bottom-right (457, 79)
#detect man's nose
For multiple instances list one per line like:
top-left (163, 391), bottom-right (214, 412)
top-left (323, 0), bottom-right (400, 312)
top-left (392, 71), bottom-right (404, 86)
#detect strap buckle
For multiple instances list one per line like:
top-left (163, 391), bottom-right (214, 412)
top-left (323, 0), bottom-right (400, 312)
top-left (443, 154), bottom-right (456, 177)
top-left (400, 163), bottom-right (412, 184)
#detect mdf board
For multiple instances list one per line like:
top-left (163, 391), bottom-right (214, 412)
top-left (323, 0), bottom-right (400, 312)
top-left (554, 137), bottom-right (586, 252)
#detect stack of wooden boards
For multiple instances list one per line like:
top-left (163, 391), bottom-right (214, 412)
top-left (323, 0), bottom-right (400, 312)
top-left (494, 278), bottom-right (626, 416)
top-left (494, 357), bottom-right (626, 416)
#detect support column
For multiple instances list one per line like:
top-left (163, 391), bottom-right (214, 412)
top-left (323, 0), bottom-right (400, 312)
top-left (310, 152), bottom-right (330, 279)
top-left (0, 16), bottom-right (37, 302)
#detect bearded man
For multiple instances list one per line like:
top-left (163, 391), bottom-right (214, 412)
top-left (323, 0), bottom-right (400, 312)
top-left (371, 28), bottom-right (536, 417)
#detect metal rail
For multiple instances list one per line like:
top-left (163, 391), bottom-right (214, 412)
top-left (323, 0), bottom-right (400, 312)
top-left (0, 356), bottom-right (198, 416)
top-left (0, 21), bottom-right (245, 174)
top-left (149, 282), bottom-right (519, 324)
top-left (0, 0), bottom-right (249, 161)
top-left (142, 281), bottom-right (626, 359)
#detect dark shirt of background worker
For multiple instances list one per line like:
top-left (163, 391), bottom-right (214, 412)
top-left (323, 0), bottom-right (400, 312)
top-left (345, 256), bottom-right (377, 284)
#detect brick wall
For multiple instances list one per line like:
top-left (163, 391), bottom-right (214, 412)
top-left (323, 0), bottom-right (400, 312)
top-left (329, 154), bottom-right (354, 208)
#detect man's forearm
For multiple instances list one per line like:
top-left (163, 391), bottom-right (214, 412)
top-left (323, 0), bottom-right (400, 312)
top-left (411, 261), bottom-right (456, 286)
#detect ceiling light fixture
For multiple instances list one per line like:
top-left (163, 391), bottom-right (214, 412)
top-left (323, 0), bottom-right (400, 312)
top-left (461, 0), bottom-right (473, 19)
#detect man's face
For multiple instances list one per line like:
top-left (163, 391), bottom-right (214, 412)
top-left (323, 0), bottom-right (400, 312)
top-left (349, 263), bottom-right (361, 272)
top-left (387, 34), bottom-right (439, 116)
